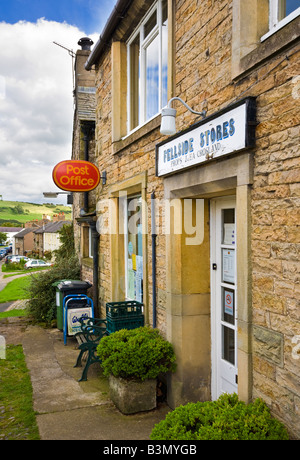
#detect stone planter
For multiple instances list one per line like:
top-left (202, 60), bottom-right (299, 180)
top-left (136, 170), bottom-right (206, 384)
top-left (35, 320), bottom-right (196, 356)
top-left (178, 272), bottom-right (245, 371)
top-left (109, 375), bottom-right (157, 414)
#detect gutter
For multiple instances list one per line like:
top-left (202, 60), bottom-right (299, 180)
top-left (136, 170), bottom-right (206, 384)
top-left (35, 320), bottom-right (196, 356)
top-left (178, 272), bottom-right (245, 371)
top-left (85, 0), bottom-right (132, 70)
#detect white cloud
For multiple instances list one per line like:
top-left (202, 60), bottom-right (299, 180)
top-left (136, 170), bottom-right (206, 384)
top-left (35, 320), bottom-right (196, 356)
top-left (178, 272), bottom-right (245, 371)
top-left (0, 18), bottom-right (98, 203)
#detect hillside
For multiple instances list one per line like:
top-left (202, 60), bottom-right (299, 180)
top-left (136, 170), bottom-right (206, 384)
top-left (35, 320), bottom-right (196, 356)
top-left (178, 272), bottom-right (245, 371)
top-left (0, 200), bottom-right (72, 226)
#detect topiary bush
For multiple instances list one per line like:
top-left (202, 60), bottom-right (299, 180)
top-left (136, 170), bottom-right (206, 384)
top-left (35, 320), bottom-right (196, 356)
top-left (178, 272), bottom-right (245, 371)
top-left (150, 393), bottom-right (289, 440)
top-left (97, 327), bottom-right (176, 381)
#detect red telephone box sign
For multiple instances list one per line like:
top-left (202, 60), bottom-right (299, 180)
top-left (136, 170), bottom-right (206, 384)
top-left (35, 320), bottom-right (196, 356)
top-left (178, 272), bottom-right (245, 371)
top-left (53, 160), bottom-right (100, 192)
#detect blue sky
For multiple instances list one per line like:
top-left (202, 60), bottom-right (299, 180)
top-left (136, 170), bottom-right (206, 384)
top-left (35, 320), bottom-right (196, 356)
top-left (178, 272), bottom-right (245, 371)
top-left (0, 1), bottom-right (115, 203)
top-left (0, 0), bottom-right (114, 35)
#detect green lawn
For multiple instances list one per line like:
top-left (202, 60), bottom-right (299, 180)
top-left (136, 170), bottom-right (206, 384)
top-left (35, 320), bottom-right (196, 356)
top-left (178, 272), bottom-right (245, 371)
top-left (0, 344), bottom-right (40, 440)
top-left (0, 276), bottom-right (31, 303)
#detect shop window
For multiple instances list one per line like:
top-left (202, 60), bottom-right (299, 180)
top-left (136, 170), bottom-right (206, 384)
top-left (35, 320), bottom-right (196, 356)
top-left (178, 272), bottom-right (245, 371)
top-left (82, 226), bottom-right (93, 259)
top-left (88, 227), bottom-right (94, 259)
top-left (124, 195), bottom-right (143, 302)
top-left (127, 0), bottom-right (168, 132)
top-left (262, 0), bottom-right (300, 41)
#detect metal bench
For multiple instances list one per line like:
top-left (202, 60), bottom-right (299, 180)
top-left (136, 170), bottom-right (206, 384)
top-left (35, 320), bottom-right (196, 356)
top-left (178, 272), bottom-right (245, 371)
top-left (74, 317), bottom-right (107, 382)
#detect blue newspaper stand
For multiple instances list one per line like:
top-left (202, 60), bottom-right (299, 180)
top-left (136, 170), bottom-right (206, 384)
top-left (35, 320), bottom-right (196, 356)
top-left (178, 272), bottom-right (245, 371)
top-left (63, 294), bottom-right (94, 345)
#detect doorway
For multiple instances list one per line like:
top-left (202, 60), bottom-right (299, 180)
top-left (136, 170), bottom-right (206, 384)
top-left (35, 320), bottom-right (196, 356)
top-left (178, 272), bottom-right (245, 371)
top-left (210, 196), bottom-right (238, 400)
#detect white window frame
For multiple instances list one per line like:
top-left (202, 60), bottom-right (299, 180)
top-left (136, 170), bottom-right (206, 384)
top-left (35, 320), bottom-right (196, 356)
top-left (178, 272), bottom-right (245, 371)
top-left (261, 0), bottom-right (300, 41)
top-left (88, 227), bottom-right (93, 259)
top-left (127, 0), bottom-right (168, 135)
top-left (123, 194), bottom-right (143, 302)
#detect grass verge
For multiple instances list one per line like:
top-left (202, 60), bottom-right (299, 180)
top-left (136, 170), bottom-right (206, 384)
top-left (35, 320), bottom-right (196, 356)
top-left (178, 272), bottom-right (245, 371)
top-left (0, 309), bottom-right (28, 319)
top-left (0, 344), bottom-right (40, 440)
top-left (0, 276), bottom-right (31, 303)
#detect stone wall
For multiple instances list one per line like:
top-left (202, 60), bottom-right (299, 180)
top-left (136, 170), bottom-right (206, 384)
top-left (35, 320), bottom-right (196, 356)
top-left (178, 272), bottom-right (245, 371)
top-left (92, 0), bottom-right (300, 437)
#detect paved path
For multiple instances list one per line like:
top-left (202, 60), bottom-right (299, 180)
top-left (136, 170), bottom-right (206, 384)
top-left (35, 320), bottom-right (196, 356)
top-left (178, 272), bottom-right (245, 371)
top-left (1, 318), bottom-right (171, 440)
top-left (0, 263), bottom-right (171, 440)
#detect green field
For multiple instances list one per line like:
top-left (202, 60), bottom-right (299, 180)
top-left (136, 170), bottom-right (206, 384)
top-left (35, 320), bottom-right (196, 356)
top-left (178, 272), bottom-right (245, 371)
top-left (0, 200), bottom-right (72, 225)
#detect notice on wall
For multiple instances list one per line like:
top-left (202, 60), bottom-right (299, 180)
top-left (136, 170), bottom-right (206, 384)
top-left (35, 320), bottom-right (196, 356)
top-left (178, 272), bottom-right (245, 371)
top-left (222, 249), bottom-right (235, 284)
top-left (224, 290), bottom-right (234, 316)
top-left (136, 256), bottom-right (143, 302)
top-left (223, 224), bottom-right (235, 245)
top-left (128, 269), bottom-right (135, 300)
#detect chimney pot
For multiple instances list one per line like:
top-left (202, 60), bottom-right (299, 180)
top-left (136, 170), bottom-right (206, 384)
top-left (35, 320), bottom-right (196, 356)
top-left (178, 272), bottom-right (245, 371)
top-left (78, 37), bottom-right (94, 51)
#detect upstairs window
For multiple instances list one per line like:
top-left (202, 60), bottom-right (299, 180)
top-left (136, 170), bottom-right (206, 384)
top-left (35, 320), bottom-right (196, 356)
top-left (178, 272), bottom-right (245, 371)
top-left (128, 0), bottom-right (168, 132)
top-left (262, 0), bottom-right (300, 41)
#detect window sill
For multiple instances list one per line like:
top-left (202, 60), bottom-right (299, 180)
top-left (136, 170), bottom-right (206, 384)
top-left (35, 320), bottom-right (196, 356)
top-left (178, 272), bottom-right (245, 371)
top-left (112, 115), bottom-right (161, 155)
top-left (234, 16), bottom-right (299, 80)
top-left (82, 257), bottom-right (93, 268)
top-left (261, 8), bottom-right (300, 42)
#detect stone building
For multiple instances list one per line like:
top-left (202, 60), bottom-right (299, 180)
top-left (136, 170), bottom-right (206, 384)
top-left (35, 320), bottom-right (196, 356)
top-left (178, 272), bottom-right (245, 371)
top-left (71, 38), bottom-right (100, 307)
top-left (33, 219), bottom-right (72, 258)
top-left (77, 0), bottom-right (299, 437)
top-left (14, 227), bottom-right (36, 255)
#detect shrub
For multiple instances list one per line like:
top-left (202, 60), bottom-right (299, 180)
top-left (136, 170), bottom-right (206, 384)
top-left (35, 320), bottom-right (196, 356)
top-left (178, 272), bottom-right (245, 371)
top-left (150, 393), bottom-right (289, 440)
top-left (26, 255), bottom-right (80, 324)
top-left (97, 327), bottom-right (176, 381)
top-left (2, 259), bottom-right (26, 272)
top-left (26, 222), bottom-right (80, 324)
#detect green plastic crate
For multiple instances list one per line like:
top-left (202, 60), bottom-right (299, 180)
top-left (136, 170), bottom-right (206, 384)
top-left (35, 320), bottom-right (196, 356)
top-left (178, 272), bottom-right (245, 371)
top-left (106, 315), bottom-right (144, 334)
top-left (106, 301), bottom-right (143, 318)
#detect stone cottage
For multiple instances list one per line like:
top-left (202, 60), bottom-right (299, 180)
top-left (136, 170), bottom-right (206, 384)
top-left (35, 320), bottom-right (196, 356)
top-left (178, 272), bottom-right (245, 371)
top-left (74, 0), bottom-right (299, 438)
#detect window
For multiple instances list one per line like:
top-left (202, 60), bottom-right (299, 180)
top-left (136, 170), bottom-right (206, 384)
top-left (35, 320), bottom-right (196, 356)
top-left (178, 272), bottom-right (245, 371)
top-left (88, 227), bottom-right (94, 258)
top-left (124, 195), bottom-right (143, 302)
top-left (82, 225), bottom-right (94, 259)
top-left (127, 0), bottom-right (168, 132)
top-left (262, 0), bottom-right (300, 41)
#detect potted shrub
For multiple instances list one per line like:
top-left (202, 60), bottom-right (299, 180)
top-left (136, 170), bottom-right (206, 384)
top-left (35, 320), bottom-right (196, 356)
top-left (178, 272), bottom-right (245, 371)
top-left (150, 393), bottom-right (289, 440)
top-left (97, 327), bottom-right (176, 414)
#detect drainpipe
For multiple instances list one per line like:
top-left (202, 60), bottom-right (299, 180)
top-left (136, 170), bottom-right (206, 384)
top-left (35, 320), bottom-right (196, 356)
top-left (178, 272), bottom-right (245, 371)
top-left (151, 192), bottom-right (157, 328)
top-left (91, 221), bottom-right (99, 314)
top-left (82, 124), bottom-right (91, 213)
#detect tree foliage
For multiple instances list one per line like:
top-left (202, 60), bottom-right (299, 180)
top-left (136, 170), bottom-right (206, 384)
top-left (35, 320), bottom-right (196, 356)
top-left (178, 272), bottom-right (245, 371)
top-left (26, 223), bottom-right (80, 324)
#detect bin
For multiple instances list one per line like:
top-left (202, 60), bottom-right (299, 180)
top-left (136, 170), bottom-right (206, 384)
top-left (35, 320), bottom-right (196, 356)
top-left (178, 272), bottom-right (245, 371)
top-left (54, 280), bottom-right (92, 330)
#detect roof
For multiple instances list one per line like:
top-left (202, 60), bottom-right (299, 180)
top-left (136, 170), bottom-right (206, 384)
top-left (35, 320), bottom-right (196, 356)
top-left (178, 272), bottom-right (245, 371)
top-left (14, 227), bottom-right (37, 238)
top-left (85, 0), bottom-right (132, 70)
top-left (34, 221), bottom-right (72, 234)
top-left (0, 227), bottom-right (23, 233)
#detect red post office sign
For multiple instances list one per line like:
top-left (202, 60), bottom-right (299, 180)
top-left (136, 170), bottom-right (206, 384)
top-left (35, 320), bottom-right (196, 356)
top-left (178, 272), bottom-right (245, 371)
top-left (52, 160), bottom-right (100, 192)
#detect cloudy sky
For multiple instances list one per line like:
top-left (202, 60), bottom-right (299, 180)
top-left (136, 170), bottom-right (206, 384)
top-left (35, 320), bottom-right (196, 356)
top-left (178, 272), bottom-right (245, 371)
top-left (0, 0), bottom-right (115, 204)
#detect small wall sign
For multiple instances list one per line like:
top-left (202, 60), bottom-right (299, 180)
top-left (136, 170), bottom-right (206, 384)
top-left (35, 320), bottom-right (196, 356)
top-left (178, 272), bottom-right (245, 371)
top-left (156, 97), bottom-right (256, 177)
top-left (52, 160), bottom-right (100, 192)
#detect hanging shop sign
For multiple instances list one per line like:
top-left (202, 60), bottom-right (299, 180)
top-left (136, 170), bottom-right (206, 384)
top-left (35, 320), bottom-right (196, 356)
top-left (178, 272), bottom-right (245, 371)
top-left (52, 160), bottom-right (100, 192)
top-left (156, 97), bottom-right (256, 177)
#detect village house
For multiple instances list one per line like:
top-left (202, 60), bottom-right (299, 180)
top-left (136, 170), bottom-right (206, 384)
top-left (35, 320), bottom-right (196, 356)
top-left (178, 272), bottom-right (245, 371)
top-left (0, 226), bottom-right (23, 248)
top-left (73, 0), bottom-right (300, 438)
top-left (33, 219), bottom-right (72, 259)
top-left (14, 227), bottom-right (37, 256)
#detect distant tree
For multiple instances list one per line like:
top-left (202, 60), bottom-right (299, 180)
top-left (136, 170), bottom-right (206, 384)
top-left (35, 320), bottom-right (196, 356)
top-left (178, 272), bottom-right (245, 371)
top-left (0, 231), bottom-right (7, 245)
top-left (54, 223), bottom-right (75, 261)
top-left (11, 204), bottom-right (25, 215)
